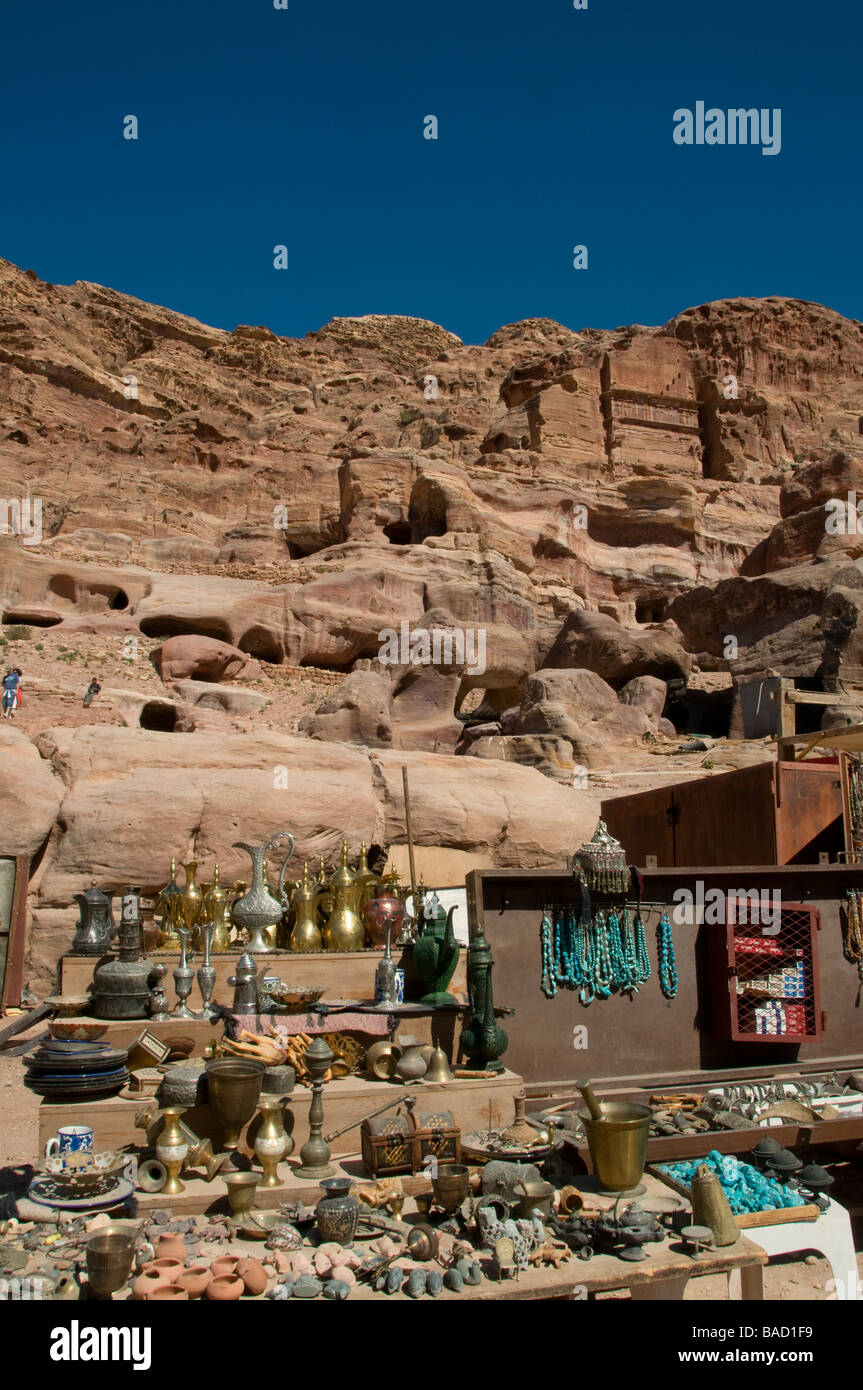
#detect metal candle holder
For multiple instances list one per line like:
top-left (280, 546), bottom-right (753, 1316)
top-left (294, 1036), bottom-right (335, 1180)
top-left (170, 926), bottom-right (199, 1019)
top-left (196, 922), bottom-right (217, 1018)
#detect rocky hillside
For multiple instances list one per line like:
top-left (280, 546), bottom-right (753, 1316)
top-left (2, 257), bottom-right (863, 992)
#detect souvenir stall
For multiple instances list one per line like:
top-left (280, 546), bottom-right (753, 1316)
top-left (0, 806), bottom-right (858, 1303)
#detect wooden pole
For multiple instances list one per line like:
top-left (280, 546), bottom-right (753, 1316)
top-left (402, 764), bottom-right (418, 916)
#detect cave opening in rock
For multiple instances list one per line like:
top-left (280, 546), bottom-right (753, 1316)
top-left (108, 588), bottom-right (129, 611)
top-left (139, 702), bottom-right (178, 731)
top-left (238, 627), bottom-right (282, 663)
top-left (48, 574), bottom-right (77, 604)
top-left (663, 685), bottom-right (732, 738)
top-left (139, 615), bottom-right (234, 642)
top-left (2, 611), bottom-right (62, 628)
top-left (383, 520), bottom-right (412, 545)
top-left (635, 600), bottom-right (668, 624)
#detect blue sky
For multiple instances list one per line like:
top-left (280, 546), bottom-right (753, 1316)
top-left (1, 0), bottom-right (859, 344)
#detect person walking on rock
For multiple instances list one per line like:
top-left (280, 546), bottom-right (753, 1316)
top-left (83, 678), bottom-right (101, 708)
top-left (2, 668), bottom-right (20, 719)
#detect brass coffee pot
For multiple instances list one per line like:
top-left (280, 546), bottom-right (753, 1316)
top-left (290, 863), bottom-right (323, 952)
top-left (324, 841), bottom-right (366, 951)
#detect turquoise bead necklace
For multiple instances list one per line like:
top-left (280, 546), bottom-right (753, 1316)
top-left (657, 911), bottom-right (679, 999)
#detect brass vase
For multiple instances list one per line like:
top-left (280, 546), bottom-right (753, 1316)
top-left (253, 1099), bottom-right (293, 1187)
top-left (158, 860), bottom-right (182, 949)
top-left (290, 863), bottom-right (323, 952)
top-left (180, 860), bottom-right (205, 940)
top-left (324, 841), bottom-right (365, 952)
top-left (206, 1059), bottom-right (265, 1151)
top-left (691, 1164), bottom-right (739, 1246)
top-left (206, 866), bottom-right (231, 953)
top-left (155, 1106), bottom-right (189, 1195)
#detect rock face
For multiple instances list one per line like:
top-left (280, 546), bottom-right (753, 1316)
top-left (543, 610), bottom-right (691, 687)
top-left (2, 260), bottom-right (863, 991)
top-left (152, 635), bottom-right (256, 685)
top-left (22, 725), bottom-right (598, 993)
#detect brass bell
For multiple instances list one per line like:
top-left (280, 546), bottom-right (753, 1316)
top-left (424, 1043), bottom-right (453, 1084)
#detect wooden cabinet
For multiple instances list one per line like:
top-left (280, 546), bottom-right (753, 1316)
top-left (707, 898), bottom-right (823, 1044)
top-left (601, 761), bottom-right (844, 868)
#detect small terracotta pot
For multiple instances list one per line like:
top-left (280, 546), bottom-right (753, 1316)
top-left (150, 1285), bottom-right (188, 1300)
top-left (210, 1255), bottom-right (240, 1279)
top-left (237, 1257), bottom-right (268, 1296)
top-left (153, 1233), bottom-right (187, 1262)
top-left (174, 1265), bottom-right (211, 1299)
top-left (133, 1258), bottom-right (183, 1298)
top-left (206, 1274), bottom-right (244, 1301)
top-left (132, 1269), bottom-right (164, 1301)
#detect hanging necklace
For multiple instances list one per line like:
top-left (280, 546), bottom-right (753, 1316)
top-left (540, 911), bottom-right (557, 998)
top-left (844, 890), bottom-right (863, 1000)
top-left (633, 909), bottom-right (651, 984)
top-left (592, 910), bottom-right (613, 999)
top-left (657, 911), bottom-right (678, 1000)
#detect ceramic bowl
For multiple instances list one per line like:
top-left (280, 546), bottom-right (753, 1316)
top-left (46, 995), bottom-right (93, 1017)
top-left (150, 1285), bottom-right (188, 1300)
top-left (174, 1265), bottom-right (212, 1299)
top-left (49, 1021), bottom-right (109, 1042)
top-left (206, 1275), bottom-right (244, 1302)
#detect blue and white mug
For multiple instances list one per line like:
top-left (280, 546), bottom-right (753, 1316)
top-left (44, 1125), bottom-right (94, 1160)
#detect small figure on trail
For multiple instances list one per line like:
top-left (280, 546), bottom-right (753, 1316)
top-left (2, 668), bottom-right (20, 719)
top-left (83, 678), bottom-right (101, 708)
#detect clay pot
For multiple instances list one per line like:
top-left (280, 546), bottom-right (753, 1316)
top-left (210, 1255), bottom-right (241, 1278)
top-left (133, 1258), bottom-right (183, 1297)
top-left (174, 1265), bottom-right (211, 1299)
top-left (150, 1285), bottom-right (188, 1300)
top-left (206, 1274), bottom-right (244, 1301)
top-left (132, 1268), bottom-right (165, 1300)
top-left (237, 1257), bottom-right (268, 1296)
top-left (153, 1233), bottom-right (187, 1263)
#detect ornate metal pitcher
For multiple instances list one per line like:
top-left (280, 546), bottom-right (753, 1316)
top-left (323, 841), bottom-right (365, 952)
top-left (71, 882), bottom-right (116, 956)
top-left (230, 830), bottom-right (295, 954)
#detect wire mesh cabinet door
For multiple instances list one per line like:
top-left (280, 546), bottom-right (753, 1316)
top-left (712, 898), bottom-right (822, 1043)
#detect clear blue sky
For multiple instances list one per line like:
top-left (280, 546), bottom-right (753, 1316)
top-left (1, 0), bottom-right (859, 344)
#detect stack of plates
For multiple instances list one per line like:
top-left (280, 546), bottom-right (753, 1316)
top-left (23, 1040), bottom-right (130, 1098)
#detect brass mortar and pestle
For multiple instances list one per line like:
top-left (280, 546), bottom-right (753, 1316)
top-left (577, 1078), bottom-right (652, 1196)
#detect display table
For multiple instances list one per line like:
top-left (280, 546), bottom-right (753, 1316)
top-left (36, 1068), bottom-right (525, 1157)
top-left (726, 1197), bottom-right (857, 1301)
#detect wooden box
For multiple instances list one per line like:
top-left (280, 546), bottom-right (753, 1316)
top-left (361, 1105), bottom-right (461, 1177)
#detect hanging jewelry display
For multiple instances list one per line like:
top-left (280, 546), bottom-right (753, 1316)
top-left (657, 911), bottom-right (679, 1001)
top-left (541, 901), bottom-right (656, 1003)
top-left (843, 889), bottom-right (863, 1000)
top-left (571, 820), bottom-right (630, 894)
top-left (540, 912), bottom-right (557, 999)
top-left (848, 757), bottom-right (863, 859)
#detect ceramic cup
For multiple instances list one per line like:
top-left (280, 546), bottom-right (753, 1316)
top-left (44, 1125), bottom-right (94, 1160)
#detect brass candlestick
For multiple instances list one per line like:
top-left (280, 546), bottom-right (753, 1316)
top-left (295, 1036), bottom-right (335, 1180)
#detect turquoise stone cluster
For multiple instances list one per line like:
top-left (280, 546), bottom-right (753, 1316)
top-left (659, 1150), bottom-right (806, 1214)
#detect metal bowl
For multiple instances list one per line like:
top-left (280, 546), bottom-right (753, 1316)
top-left (46, 995), bottom-right (93, 1017)
top-left (267, 983), bottom-right (327, 1014)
